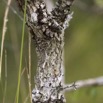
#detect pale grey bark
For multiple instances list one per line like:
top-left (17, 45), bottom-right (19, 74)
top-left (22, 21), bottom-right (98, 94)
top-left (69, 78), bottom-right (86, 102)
top-left (16, 0), bottom-right (74, 103)
top-left (44, 0), bottom-right (54, 12)
top-left (65, 76), bottom-right (103, 92)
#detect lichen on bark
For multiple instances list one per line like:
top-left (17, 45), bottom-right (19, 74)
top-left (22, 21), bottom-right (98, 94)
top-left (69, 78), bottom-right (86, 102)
top-left (16, 0), bottom-right (74, 102)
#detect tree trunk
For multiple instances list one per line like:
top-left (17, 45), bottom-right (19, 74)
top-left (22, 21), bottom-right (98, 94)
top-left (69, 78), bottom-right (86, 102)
top-left (16, 0), bottom-right (74, 102)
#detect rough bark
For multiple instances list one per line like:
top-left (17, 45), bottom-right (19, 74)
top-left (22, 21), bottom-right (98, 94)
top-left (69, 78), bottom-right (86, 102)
top-left (16, 0), bottom-right (74, 102)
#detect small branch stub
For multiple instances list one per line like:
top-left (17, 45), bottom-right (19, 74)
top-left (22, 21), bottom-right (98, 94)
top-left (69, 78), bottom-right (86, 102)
top-left (66, 76), bottom-right (103, 92)
top-left (16, 0), bottom-right (74, 102)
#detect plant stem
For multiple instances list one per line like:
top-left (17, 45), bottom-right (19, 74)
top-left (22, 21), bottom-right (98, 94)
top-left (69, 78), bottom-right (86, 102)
top-left (15, 0), bottom-right (27, 103)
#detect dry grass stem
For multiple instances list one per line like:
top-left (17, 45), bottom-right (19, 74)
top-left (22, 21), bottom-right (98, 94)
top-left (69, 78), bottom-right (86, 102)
top-left (0, 0), bottom-right (12, 81)
top-left (28, 33), bottom-right (32, 103)
top-left (3, 50), bottom-right (7, 103)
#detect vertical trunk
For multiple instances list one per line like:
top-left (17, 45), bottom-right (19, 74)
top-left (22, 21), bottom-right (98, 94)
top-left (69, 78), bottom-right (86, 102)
top-left (16, 0), bottom-right (74, 102)
top-left (32, 32), bottom-right (65, 102)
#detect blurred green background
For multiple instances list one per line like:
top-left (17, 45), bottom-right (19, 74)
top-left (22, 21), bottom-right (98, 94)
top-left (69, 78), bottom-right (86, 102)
top-left (0, 0), bottom-right (103, 103)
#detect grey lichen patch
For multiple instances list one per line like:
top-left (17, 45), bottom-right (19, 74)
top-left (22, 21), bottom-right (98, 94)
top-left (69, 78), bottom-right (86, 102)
top-left (31, 12), bottom-right (38, 22)
top-left (32, 73), bottom-right (65, 102)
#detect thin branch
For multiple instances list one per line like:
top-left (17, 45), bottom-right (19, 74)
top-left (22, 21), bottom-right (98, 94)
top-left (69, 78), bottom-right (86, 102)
top-left (65, 76), bottom-right (103, 92)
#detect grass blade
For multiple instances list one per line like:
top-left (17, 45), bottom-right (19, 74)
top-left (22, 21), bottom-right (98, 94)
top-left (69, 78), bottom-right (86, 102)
top-left (0, 0), bottom-right (12, 82)
top-left (15, 0), bottom-right (27, 103)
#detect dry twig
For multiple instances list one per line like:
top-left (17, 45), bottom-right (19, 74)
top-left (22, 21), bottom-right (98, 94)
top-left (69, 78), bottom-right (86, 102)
top-left (66, 76), bottom-right (103, 92)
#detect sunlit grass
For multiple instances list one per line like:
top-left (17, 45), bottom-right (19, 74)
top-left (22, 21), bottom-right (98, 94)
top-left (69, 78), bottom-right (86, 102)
top-left (15, 0), bottom-right (27, 103)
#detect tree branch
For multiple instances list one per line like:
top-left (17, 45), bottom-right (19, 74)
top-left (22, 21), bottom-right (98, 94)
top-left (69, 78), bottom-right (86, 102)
top-left (65, 76), bottom-right (103, 92)
top-left (52, 0), bottom-right (74, 27)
